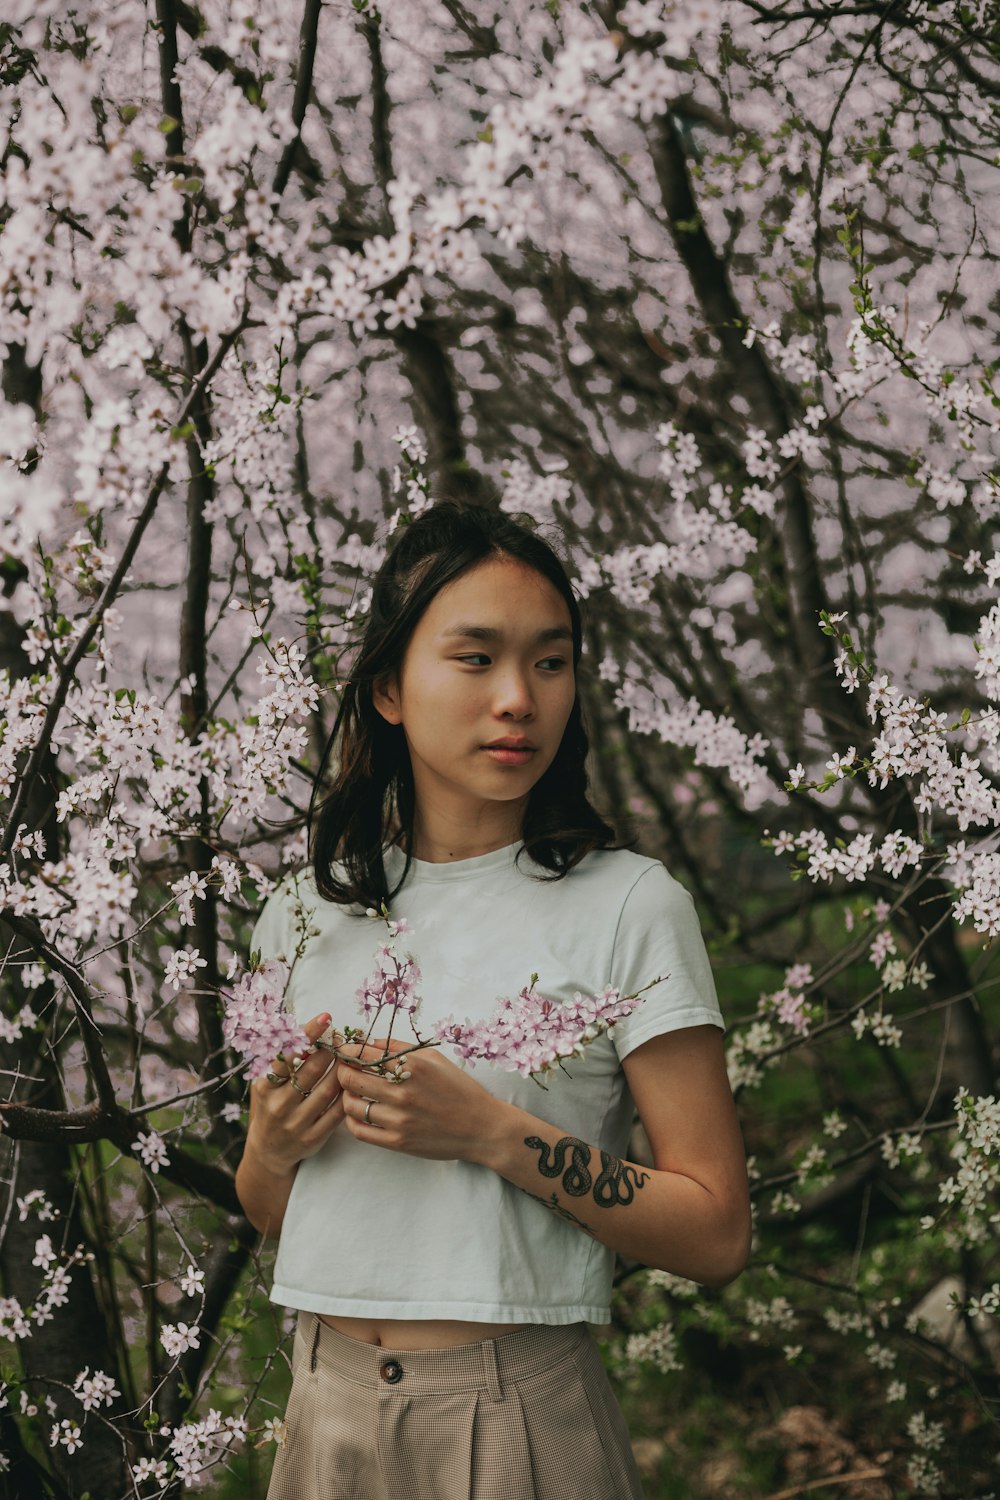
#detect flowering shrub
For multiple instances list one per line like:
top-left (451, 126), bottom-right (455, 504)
top-left (0, 0), bottom-right (998, 1495)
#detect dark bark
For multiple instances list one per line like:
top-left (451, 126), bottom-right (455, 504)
top-left (0, 1411), bottom-right (70, 1500)
top-left (155, 0), bottom-right (188, 230)
top-left (0, 1096), bottom-right (243, 1214)
top-left (0, 1093), bottom-right (132, 1498)
top-left (898, 884), bottom-right (996, 1097)
top-left (395, 325), bottom-right (496, 503)
top-left (157, 0), bottom-right (237, 1144)
top-left (648, 114), bottom-right (852, 742)
top-left (357, 16), bottom-right (494, 505)
top-left (177, 321), bottom-right (229, 1127)
top-left (273, 0), bottom-right (324, 199)
top-left (0, 618), bottom-right (129, 1499)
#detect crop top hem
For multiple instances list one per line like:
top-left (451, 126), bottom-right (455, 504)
top-left (270, 1286), bottom-right (611, 1325)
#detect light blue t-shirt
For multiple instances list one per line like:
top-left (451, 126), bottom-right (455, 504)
top-left (250, 841), bottom-right (723, 1325)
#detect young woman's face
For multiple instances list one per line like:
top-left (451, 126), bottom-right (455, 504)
top-left (374, 555), bottom-right (577, 849)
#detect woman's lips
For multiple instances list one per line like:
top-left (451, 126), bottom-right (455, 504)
top-left (482, 746), bottom-right (536, 765)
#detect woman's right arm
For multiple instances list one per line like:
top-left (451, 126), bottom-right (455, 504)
top-left (235, 1012), bottom-right (347, 1238)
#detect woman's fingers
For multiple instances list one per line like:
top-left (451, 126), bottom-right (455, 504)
top-left (249, 1029), bottom-right (347, 1168)
top-left (283, 1055), bottom-right (340, 1116)
top-left (254, 1015), bottom-right (340, 1117)
top-left (334, 1038), bottom-right (401, 1065)
top-left (334, 1057), bottom-right (402, 1135)
top-left (293, 1011), bottom-right (333, 1061)
top-left (339, 1083), bottom-right (394, 1135)
top-left (337, 1067), bottom-right (378, 1103)
top-left (298, 1071), bottom-right (346, 1142)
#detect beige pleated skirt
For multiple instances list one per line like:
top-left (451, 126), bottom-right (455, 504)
top-left (265, 1313), bottom-right (646, 1500)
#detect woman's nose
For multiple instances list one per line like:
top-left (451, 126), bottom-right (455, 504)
top-left (494, 669), bottom-right (534, 718)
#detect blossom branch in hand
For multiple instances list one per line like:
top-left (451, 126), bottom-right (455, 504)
top-left (434, 975), bottom-right (657, 1085)
top-left (229, 904), bottom-right (656, 1089)
top-left (222, 959), bottom-right (311, 1081)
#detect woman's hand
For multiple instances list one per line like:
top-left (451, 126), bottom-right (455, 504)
top-left (246, 1012), bottom-right (349, 1175)
top-left (335, 1037), bottom-right (508, 1163)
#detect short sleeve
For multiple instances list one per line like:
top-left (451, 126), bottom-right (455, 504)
top-left (608, 863), bottom-right (724, 1061)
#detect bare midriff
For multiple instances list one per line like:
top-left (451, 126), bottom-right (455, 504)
top-left (318, 1313), bottom-right (531, 1350)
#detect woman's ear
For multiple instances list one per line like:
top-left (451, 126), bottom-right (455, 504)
top-left (372, 673), bottom-right (402, 725)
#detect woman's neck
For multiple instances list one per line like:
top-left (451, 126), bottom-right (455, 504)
top-left (402, 814), bottom-right (524, 865)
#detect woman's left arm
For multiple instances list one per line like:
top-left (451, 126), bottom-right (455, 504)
top-left (336, 1024), bottom-right (752, 1288)
top-left (479, 1025), bottom-right (751, 1288)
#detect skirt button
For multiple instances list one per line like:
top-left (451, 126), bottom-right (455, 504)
top-left (379, 1360), bottom-right (403, 1384)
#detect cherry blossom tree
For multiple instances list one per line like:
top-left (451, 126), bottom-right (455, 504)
top-left (1, 0), bottom-right (998, 1494)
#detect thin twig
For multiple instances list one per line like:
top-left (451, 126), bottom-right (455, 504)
top-left (763, 1466), bottom-right (888, 1500)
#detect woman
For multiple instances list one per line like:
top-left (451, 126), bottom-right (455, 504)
top-left (236, 500), bottom-right (751, 1499)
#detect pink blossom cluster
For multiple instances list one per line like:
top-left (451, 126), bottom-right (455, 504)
top-left (134, 1130), bottom-right (170, 1175)
top-left (222, 959), bottom-right (308, 1080)
top-left (763, 963), bottom-right (817, 1038)
top-left (0, 1242), bottom-right (91, 1343)
top-left (0, 10), bottom-right (719, 588)
top-left (434, 981), bottom-right (643, 1079)
top-left (582, 484), bottom-right (758, 611)
top-left (355, 931), bottom-right (422, 1021)
top-left (771, 826), bottom-right (923, 887)
top-left (351, 918), bottom-right (652, 1084)
top-left (49, 1419), bottom-right (83, 1454)
top-left (931, 1088), bottom-right (1000, 1250)
top-left (774, 610), bottom-right (1000, 936)
top-left (72, 1368), bottom-right (120, 1412)
top-left (160, 1321), bottom-right (201, 1358)
top-left (167, 1407), bottom-right (247, 1487)
top-left (615, 676), bottom-right (771, 808)
top-left (498, 456), bottom-right (573, 527)
top-left (0, 628), bottom-right (318, 951)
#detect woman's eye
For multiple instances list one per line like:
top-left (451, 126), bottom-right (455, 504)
top-left (455, 653), bottom-right (567, 670)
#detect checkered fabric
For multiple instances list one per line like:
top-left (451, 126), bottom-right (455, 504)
top-left (265, 1313), bottom-right (646, 1499)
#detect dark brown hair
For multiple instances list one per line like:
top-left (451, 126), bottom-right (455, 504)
top-left (309, 501), bottom-right (617, 907)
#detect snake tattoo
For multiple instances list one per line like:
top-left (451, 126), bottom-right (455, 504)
top-left (524, 1136), bottom-right (650, 1208)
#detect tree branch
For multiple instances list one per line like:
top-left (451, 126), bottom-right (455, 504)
top-left (0, 324), bottom-right (243, 861)
top-left (0, 1098), bottom-right (242, 1214)
top-left (272, 0), bottom-right (323, 199)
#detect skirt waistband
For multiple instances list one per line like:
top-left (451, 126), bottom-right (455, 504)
top-left (294, 1313), bottom-right (589, 1397)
